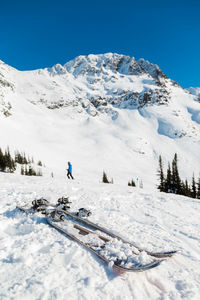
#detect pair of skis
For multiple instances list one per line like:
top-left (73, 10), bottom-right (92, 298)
top-left (17, 198), bottom-right (176, 274)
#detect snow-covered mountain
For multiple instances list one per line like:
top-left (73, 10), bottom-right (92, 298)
top-left (0, 53), bottom-right (200, 186)
top-left (1, 54), bottom-right (200, 300)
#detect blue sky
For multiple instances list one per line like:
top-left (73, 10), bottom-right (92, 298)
top-left (0, 0), bottom-right (199, 87)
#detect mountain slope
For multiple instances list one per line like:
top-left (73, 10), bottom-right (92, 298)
top-left (0, 54), bottom-right (200, 187)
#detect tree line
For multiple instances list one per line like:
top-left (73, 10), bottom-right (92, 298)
top-left (0, 147), bottom-right (43, 176)
top-left (158, 153), bottom-right (200, 199)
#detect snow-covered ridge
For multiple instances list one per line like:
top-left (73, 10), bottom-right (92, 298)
top-left (62, 53), bottom-right (166, 79)
top-left (0, 53), bottom-right (180, 119)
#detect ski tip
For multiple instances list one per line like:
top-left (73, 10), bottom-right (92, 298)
top-left (155, 250), bottom-right (178, 257)
top-left (113, 259), bottom-right (165, 273)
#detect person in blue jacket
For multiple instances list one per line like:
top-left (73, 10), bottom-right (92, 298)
top-left (67, 161), bottom-right (74, 179)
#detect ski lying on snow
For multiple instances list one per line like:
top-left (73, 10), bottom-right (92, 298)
top-left (53, 208), bottom-right (177, 259)
top-left (47, 218), bottom-right (164, 273)
top-left (16, 202), bottom-right (177, 259)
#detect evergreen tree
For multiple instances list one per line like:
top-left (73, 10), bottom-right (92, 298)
top-left (191, 174), bottom-right (197, 198)
top-left (171, 153), bottom-right (181, 194)
top-left (14, 151), bottom-right (18, 163)
top-left (28, 165), bottom-right (36, 176)
top-left (37, 160), bottom-right (42, 166)
top-left (4, 147), bottom-right (16, 172)
top-left (21, 165), bottom-right (24, 175)
top-left (157, 155), bottom-right (165, 192)
top-left (23, 153), bottom-right (28, 164)
top-left (196, 176), bottom-right (200, 199)
top-left (184, 179), bottom-right (192, 197)
top-left (164, 163), bottom-right (172, 192)
top-left (25, 165), bottom-right (28, 175)
top-left (28, 165), bottom-right (32, 176)
top-left (32, 168), bottom-right (36, 176)
top-left (131, 179), bottom-right (136, 187)
top-left (0, 148), bottom-right (6, 172)
top-left (128, 179), bottom-right (136, 187)
top-left (102, 171), bottom-right (109, 183)
top-left (0, 148), bottom-right (6, 171)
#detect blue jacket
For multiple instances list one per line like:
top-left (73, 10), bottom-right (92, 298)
top-left (68, 164), bottom-right (72, 173)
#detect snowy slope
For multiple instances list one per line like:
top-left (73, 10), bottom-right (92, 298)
top-left (0, 54), bottom-right (200, 187)
top-left (0, 173), bottom-right (200, 300)
top-left (187, 87), bottom-right (200, 98)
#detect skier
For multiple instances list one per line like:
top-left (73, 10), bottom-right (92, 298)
top-left (67, 161), bottom-right (74, 179)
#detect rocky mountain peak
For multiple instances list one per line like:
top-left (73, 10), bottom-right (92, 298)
top-left (62, 53), bottom-right (167, 80)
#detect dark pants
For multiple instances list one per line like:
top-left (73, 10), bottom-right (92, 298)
top-left (67, 171), bottom-right (74, 179)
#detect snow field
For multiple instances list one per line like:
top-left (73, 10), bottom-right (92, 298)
top-left (0, 173), bottom-right (200, 299)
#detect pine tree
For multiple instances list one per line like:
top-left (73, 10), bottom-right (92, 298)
top-left (184, 179), bottom-right (192, 197)
top-left (4, 147), bottom-right (16, 173)
top-left (165, 163), bottom-right (172, 192)
top-left (171, 153), bottom-right (181, 194)
top-left (23, 153), bottom-right (28, 164)
top-left (102, 171), bottom-right (109, 183)
top-left (131, 179), bottom-right (136, 187)
top-left (0, 148), bottom-right (6, 171)
top-left (196, 176), bottom-right (200, 199)
top-left (191, 174), bottom-right (197, 198)
top-left (21, 165), bottom-right (24, 175)
top-left (128, 179), bottom-right (136, 187)
top-left (25, 165), bottom-right (28, 175)
top-left (157, 155), bottom-right (165, 192)
top-left (14, 151), bottom-right (19, 163)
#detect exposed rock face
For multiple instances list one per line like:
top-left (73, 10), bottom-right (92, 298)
top-left (45, 53), bottom-right (173, 117)
top-left (0, 53), bottom-right (197, 120)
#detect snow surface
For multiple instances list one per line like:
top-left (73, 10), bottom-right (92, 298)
top-left (0, 173), bottom-right (200, 300)
top-left (187, 87), bottom-right (200, 98)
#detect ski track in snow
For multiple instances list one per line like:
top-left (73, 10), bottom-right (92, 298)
top-left (0, 173), bottom-right (200, 300)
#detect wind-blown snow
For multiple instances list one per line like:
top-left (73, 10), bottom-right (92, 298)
top-left (0, 173), bottom-right (200, 299)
